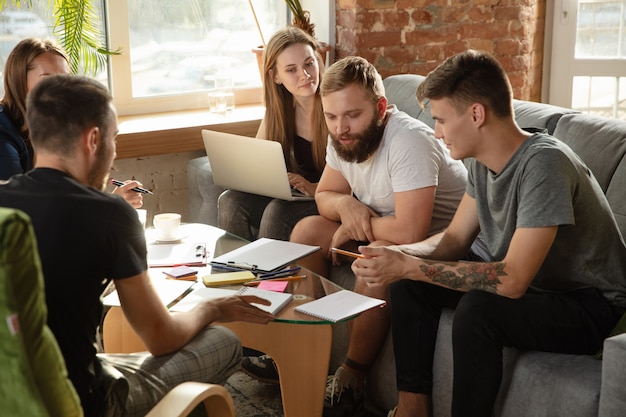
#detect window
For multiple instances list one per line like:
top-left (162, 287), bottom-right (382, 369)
top-left (549, 0), bottom-right (626, 119)
top-left (0, 1), bottom-right (287, 116)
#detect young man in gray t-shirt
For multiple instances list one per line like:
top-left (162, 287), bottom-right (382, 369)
top-left (353, 50), bottom-right (626, 417)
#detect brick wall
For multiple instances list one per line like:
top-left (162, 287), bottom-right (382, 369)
top-left (335, 0), bottom-right (546, 101)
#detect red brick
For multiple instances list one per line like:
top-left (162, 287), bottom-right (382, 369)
top-left (411, 10), bottom-right (436, 25)
top-left (406, 26), bottom-right (459, 45)
top-left (357, 31), bottom-right (403, 48)
top-left (416, 44), bottom-right (445, 62)
top-left (466, 39), bottom-right (495, 54)
top-left (495, 39), bottom-right (522, 55)
top-left (360, 0), bottom-right (397, 9)
top-left (397, 0), bottom-right (433, 8)
top-left (468, 6), bottom-right (494, 22)
top-left (442, 6), bottom-right (470, 23)
top-left (338, 0), bottom-right (357, 10)
top-left (444, 41), bottom-right (471, 57)
top-left (360, 11), bottom-right (383, 29)
top-left (383, 10), bottom-right (410, 28)
top-left (494, 6), bottom-right (523, 20)
top-left (337, 10), bottom-right (357, 28)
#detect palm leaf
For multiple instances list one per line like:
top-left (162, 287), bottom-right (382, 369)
top-left (53, 0), bottom-right (120, 75)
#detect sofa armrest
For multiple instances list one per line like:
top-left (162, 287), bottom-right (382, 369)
top-left (598, 333), bottom-right (626, 417)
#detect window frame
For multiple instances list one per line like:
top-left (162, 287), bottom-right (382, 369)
top-left (548, 0), bottom-right (626, 115)
top-left (105, 0), bottom-right (285, 116)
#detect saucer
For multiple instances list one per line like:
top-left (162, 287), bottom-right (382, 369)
top-left (146, 228), bottom-right (188, 243)
top-left (154, 232), bottom-right (188, 243)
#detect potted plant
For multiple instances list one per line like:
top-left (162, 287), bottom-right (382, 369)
top-left (249, 0), bottom-right (331, 76)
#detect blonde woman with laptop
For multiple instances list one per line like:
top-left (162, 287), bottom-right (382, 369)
top-left (217, 26), bottom-right (327, 241)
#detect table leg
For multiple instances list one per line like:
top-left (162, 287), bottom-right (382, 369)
top-left (222, 321), bottom-right (332, 417)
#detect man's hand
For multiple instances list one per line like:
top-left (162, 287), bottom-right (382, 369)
top-left (336, 197), bottom-right (379, 243)
top-left (112, 179), bottom-right (144, 208)
top-left (211, 295), bottom-right (274, 324)
top-left (352, 246), bottom-right (412, 288)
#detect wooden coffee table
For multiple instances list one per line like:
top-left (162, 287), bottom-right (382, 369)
top-left (103, 223), bottom-right (349, 417)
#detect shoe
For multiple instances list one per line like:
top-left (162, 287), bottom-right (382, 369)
top-left (241, 354), bottom-right (279, 384)
top-left (387, 406), bottom-right (397, 417)
top-left (323, 367), bottom-right (364, 417)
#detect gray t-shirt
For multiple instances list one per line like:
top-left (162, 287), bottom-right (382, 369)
top-left (326, 106), bottom-right (467, 235)
top-left (467, 133), bottom-right (626, 308)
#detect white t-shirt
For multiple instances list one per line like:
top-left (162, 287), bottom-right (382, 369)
top-left (325, 106), bottom-right (467, 235)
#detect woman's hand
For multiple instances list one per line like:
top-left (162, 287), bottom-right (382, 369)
top-left (288, 173), bottom-right (317, 197)
top-left (112, 179), bottom-right (144, 208)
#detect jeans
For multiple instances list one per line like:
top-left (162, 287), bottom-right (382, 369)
top-left (217, 190), bottom-right (318, 241)
top-left (390, 281), bottom-right (619, 417)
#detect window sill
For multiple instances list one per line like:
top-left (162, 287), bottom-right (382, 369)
top-left (116, 105), bottom-right (265, 159)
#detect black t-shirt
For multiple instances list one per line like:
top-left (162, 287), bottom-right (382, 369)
top-left (0, 168), bottom-right (147, 415)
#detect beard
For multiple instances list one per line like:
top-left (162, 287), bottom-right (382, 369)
top-left (86, 140), bottom-right (113, 191)
top-left (331, 115), bottom-right (386, 163)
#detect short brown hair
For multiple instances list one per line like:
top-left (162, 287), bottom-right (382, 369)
top-left (26, 75), bottom-right (113, 155)
top-left (320, 56), bottom-right (385, 105)
top-left (416, 50), bottom-right (513, 118)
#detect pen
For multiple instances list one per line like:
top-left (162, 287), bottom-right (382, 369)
top-left (110, 179), bottom-right (153, 195)
top-left (210, 263), bottom-right (247, 272)
top-left (331, 247), bottom-right (365, 258)
top-left (244, 275), bottom-right (306, 286)
top-left (257, 266), bottom-right (301, 279)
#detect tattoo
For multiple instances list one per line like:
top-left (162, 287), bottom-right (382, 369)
top-left (419, 260), bottom-right (506, 293)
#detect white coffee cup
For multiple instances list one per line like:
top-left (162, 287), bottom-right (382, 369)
top-left (153, 213), bottom-right (181, 241)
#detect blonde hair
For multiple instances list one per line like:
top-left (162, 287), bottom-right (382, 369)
top-left (1, 37), bottom-right (69, 138)
top-left (261, 26), bottom-right (327, 174)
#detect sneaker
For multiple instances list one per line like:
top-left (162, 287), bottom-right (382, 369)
top-left (323, 367), bottom-right (364, 417)
top-left (241, 354), bottom-right (279, 384)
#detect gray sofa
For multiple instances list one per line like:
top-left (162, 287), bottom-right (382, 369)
top-left (187, 74), bottom-right (626, 416)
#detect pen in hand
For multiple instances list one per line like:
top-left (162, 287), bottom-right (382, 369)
top-left (331, 247), bottom-right (365, 258)
top-left (110, 179), bottom-right (153, 195)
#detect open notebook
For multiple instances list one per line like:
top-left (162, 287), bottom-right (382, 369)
top-left (294, 290), bottom-right (386, 323)
top-left (210, 238), bottom-right (320, 274)
top-left (237, 287), bottom-right (293, 315)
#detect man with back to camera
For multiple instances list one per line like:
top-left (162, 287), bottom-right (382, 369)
top-left (351, 50), bottom-right (626, 417)
top-left (243, 55), bottom-right (476, 417)
top-left (0, 74), bottom-right (275, 417)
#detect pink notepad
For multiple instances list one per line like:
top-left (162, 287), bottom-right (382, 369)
top-left (257, 280), bottom-right (289, 293)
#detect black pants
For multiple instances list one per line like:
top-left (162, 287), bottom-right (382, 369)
top-left (389, 281), bottom-right (619, 417)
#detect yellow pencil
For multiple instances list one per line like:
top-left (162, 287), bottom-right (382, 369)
top-left (331, 247), bottom-right (365, 258)
top-left (243, 275), bottom-right (306, 286)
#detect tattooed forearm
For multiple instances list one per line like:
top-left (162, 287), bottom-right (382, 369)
top-left (419, 261), bottom-right (507, 293)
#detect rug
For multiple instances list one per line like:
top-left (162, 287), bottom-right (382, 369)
top-left (225, 371), bottom-right (284, 417)
top-left (225, 371), bottom-right (387, 417)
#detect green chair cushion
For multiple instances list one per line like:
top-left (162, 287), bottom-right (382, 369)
top-left (0, 208), bottom-right (83, 417)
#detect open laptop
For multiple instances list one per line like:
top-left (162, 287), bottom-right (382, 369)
top-left (201, 129), bottom-right (313, 201)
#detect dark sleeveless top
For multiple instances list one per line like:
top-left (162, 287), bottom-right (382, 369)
top-left (293, 135), bottom-right (322, 183)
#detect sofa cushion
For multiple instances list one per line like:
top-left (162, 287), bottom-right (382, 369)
top-left (513, 100), bottom-right (578, 135)
top-left (553, 114), bottom-right (626, 238)
top-left (383, 74), bottom-right (425, 118)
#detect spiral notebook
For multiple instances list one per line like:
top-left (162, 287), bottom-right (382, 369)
top-left (237, 286), bottom-right (293, 315)
top-left (210, 238), bottom-right (320, 273)
top-left (293, 290), bottom-right (386, 323)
